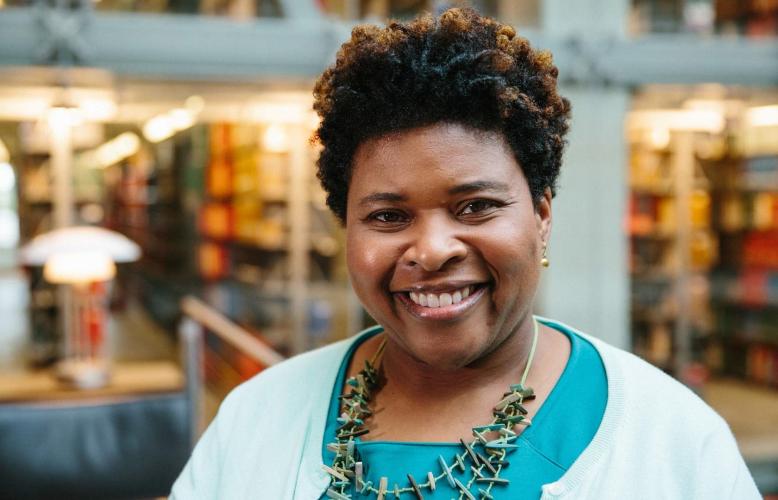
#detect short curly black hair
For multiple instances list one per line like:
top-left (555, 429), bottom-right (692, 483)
top-left (313, 7), bottom-right (571, 223)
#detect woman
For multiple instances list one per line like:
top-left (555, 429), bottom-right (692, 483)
top-left (172, 8), bottom-right (759, 499)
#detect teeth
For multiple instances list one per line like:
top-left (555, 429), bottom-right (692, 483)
top-left (407, 286), bottom-right (475, 308)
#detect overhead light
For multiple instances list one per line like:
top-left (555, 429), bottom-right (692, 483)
top-left (47, 105), bottom-right (84, 129)
top-left (262, 124), bottom-right (289, 153)
top-left (682, 99), bottom-right (744, 119)
top-left (746, 105), bottom-right (778, 127)
top-left (185, 95), bottom-right (205, 114)
top-left (44, 90), bottom-right (116, 129)
top-left (93, 132), bottom-right (141, 167)
top-left (112, 132), bottom-right (140, 157)
top-left (78, 97), bottom-right (117, 122)
top-left (142, 102), bottom-right (201, 143)
top-left (627, 109), bottom-right (725, 133)
top-left (648, 127), bottom-right (671, 149)
top-left (246, 102), bottom-right (309, 124)
top-left (61, 88), bottom-right (117, 123)
top-left (143, 114), bottom-right (175, 143)
top-left (0, 96), bottom-right (49, 121)
top-left (169, 108), bottom-right (196, 130)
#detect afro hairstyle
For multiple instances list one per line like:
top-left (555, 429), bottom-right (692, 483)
top-left (313, 7), bottom-right (571, 223)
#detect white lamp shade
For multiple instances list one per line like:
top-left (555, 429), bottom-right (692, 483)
top-left (21, 226), bottom-right (141, 265)
top-left (44, 251), bottom-right (116, 284)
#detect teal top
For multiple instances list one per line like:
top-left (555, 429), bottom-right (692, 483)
top-left (321, 319), bottom-right (608, 499)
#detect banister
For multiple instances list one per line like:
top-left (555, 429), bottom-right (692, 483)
top-left (180, 295), bottom-right (285, 367)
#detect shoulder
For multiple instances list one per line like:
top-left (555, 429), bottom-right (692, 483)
top-left (575, 331), bottom-right (731, 447)
top-left (170, 335), bottom-right (364, 497)
top-left (578, 326), bottom-right (749, 480)
top-left (596, 338), bottom-right (724, 427)
top-left (541, 317), bottom-right (735, 454)
top-left (541, 317), bottom-right (726, 433)
top-left (219, 334), bottom-right (357, 417)
top-left (195, 334), bottom-right (363, 467)
top-left (512, 318), bottom-right (759, 497)
top-left (590, 338), bottom-right (759, 497)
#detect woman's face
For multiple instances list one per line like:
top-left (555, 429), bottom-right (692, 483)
top-left (346, 123), bottom-right (551, 370)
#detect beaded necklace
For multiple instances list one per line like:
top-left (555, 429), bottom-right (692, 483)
top-left (323, 318), bottom-right (540, 500)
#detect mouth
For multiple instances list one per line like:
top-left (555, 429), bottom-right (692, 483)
top-left (394, 284), bottom-right (488, 321)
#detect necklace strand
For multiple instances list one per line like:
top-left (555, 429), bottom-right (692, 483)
top-left (324, 318), bottom-right (540, 500)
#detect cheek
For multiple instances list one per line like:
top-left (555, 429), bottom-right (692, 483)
top-left (480, 223), bottom-right (540, 294)
top-left (346, 231), bottom-right (391, 297)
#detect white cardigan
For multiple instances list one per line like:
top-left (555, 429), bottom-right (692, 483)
top-left (171, 318), bottom-right (760, 499)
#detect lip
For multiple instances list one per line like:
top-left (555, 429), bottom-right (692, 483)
top-left (394, 284), bottom-right (488, 322)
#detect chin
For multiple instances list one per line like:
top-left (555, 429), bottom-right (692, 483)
top-left (398, 328), bottom-right (490, 370)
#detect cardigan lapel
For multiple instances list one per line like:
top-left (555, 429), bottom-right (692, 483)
top-left (292, 327), bottom-right (385, 499)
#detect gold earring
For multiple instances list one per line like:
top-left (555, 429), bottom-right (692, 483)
top-left (541, 245), bottom-right (550, 268)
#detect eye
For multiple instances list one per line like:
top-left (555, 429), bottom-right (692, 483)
top-left (459, 199), bottom-right (500, 216)
top-left (367, 210), bottom-right (409, 225)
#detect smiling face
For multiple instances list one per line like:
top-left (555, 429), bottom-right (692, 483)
top-left (346, 123), bottom-right (552, 371)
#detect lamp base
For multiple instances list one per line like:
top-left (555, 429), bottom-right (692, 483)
top-left (56, 359), bottom-right (111, 389)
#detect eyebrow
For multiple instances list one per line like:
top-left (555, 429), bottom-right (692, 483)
top-left (358, 181), bottom-right (512, 207)
top-left (447, 180), bottom-right (512, 195)
top-left (358, 192), bottom-right (408, 206)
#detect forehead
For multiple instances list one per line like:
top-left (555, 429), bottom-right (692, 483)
top-left (349, 123), bottom-right (524, 196)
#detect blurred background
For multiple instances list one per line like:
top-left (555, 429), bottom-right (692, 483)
top-left (0, 0), bottom-right (776, 498)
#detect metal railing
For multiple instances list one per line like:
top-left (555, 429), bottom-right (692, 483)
top-left (177, 295), bottom-right (285, 438)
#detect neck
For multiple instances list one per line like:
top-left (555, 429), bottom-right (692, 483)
top-left (378, 316), bottom-right (538, 403)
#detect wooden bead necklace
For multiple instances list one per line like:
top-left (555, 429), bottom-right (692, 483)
top-left (323, 318), bottom-right (540, 500)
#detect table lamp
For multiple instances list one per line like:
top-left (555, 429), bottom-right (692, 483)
top-left (21, 226), bottom-right (141, 388)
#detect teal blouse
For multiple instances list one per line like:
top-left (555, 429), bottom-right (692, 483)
top-left (322, 320), bottom-right (608, 499)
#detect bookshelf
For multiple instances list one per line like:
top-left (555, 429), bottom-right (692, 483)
top-left (628, 98), bottom-right (778, 389)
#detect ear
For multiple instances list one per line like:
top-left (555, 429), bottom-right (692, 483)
top-left (535, 187), bottom-right (553, 245)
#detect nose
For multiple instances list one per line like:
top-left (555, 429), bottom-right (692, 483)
top-left (400, 217), bottom-right (467, 272)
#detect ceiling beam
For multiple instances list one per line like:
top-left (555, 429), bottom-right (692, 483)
top-left (0, 8), bottom-right (776, 86)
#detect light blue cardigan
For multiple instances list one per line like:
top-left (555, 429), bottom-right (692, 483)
top-left (171, 318), bottom-right (760, 499)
